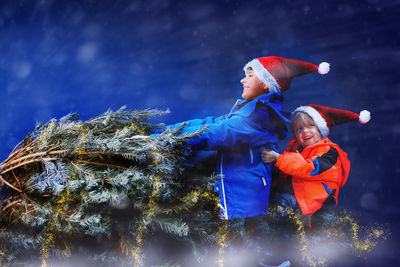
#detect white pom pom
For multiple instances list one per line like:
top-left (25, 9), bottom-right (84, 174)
top-left (359, 110), bottom-right (371, 124)
top-left (318, 62), bottom-right (330, 74)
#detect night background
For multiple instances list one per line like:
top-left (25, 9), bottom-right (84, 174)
top-left (0, 0), bottom-right (399, 266)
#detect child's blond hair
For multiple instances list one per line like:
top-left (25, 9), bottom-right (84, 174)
top-left (290, 111), bottom-right (320, 135)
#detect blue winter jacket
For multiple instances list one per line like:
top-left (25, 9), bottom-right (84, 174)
top-left (166, 93), bottom-right (290, 219)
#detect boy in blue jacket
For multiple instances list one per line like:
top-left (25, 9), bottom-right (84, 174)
top-left (163, 56), bottom-right (330, 220)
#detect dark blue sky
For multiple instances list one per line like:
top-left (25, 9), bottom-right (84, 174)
top-left (0, 0), bottom-right (399, 265)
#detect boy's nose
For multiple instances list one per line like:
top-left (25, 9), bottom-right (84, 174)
top-left (240, 78), bottom-right (245, 84)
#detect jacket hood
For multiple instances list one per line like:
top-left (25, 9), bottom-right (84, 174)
top-left (231, 92), bottom-right (291, 124)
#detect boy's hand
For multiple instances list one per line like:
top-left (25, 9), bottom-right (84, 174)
top-left (261, 148), bottom-right (280, 163)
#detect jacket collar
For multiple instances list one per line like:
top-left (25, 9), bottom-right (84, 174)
top-left (290, 137), bottom-right (339, 153)
top-left (229, 92), bottom-right (284, 117)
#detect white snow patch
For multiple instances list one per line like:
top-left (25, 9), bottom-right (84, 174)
top-left (13, 62), bottom-right (32, 79)
top-left (69, 9), bottom-right (85, 25)
top-left (360, 192), bottom-right (379, 210)
top-left (144, 94), bottom-right (166, 107)
top-left (370, 180), bottom-right (382, 191)
top-left (179, 84), bottom-right (200, 101)
top-left (185, 3), bottom-right (215, 21)
top-left (392, 124), bottom-right (400, 134)
top-left (110, 194), bottom-right (130, 209)
top-left (125, 2), bottom-right (141, 13)
top-left (76, 42), bottom-right (99, 63)
top-left (6, 83), bottom-right (17, 94)
top-left (129, 62), bottom-right (141, 72)
top-left (51, 53), bottom-right (66, 66)
top-left (338, 4), bottom-right (355, 17)
top-left (82, 24), bottom-right (101, 38)
top-left (304, 5), bottom-right (311, 15)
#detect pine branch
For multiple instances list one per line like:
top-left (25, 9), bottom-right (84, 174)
top-left (152, 217), bottom-right (190, 238)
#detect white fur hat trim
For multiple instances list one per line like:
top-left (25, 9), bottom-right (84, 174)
top-left (243, 59), bottom-right (281, 93)
top-left (359, 110), bottom-right (371, 124)
top-left (318, 62), bottom-right (330, 74)
top-left (293, 105), bottom-right (330, 137)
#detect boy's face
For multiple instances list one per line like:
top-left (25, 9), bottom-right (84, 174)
top-left (240, 68), bottom-right (268, 101)
top-left (293, 120), bottom-right (322, 148)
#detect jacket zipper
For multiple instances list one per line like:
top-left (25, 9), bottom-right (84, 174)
top-left (219, 99), bottom-right (239, 220)
top-left (219, 152), bottom-right (228, 219)
top-left (261, 177), bottom-right (267, 186)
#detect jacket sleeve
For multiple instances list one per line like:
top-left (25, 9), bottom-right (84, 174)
top-left (181, 107), bottom-right (278, 150)
top-left (165, 115), bottom-right (228, 130)
top-left (275, 146), bottom-right (339, 180)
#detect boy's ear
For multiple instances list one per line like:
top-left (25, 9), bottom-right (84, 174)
top-left (263, 84), bottom-right (270, 92)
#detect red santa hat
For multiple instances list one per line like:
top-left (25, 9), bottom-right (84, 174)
top-left (243, 56), bottom-right (330, 93)
top-left (293, 104), bottom-right (371, 137)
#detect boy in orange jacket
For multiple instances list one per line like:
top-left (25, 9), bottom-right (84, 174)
top-left (261, 104), bottom-right (371, 227)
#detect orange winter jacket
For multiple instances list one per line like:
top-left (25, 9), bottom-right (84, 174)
top-left (275, 137), bottom-right (350, 216)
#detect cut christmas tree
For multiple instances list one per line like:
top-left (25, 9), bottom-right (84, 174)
top-left (0, 107), bottom-right (387, 267)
